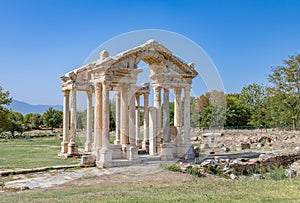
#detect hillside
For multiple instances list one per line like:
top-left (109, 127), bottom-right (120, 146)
top-left (7, 100), bottom-right (63, 115)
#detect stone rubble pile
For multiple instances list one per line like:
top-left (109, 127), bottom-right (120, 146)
top-left (176, 151), bottom-right (300, 179)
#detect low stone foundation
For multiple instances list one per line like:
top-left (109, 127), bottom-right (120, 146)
top-left (230, 152), bottom-right (300, 175)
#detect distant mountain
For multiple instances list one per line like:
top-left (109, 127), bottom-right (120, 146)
top-left (7, 100), bottom-right (63, 115)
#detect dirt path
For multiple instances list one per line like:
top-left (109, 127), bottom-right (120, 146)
top-left (66, 162), bottom-right (195, 187)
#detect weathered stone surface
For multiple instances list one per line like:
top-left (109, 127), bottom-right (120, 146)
top-left (80, 155), bottom-right (96, 166)
top-left (221, 146), bottom-right (230, 152)
top-left (290, 160), bottom-right (300, 176)
top-left (285, 169), bottom-right (296, 178)
top-left (236, 142), bottom-right (251, 151)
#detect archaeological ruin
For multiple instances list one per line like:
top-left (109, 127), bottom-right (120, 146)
top-left (59, 40), bottom-right (198, 167)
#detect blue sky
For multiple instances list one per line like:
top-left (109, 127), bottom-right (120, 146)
top-left (0, 0), bottom-right (300, 106)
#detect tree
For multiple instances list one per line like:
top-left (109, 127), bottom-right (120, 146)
top-left (42, 108), bottom-right (63, 131)
top-left (7, 111), bottom-right (24, 136)
top-left (268, 54), bottom-right (300, 130)
top-left (24, 113), bottom-right (42, 129)
top-left (0, 86), bottom-right (12, 133)
top-left (225, 94), bottom-right (250, 126)
top-left (240, 83), bottom-right (267, 128)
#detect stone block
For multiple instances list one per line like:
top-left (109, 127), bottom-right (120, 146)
top-left (80, 155), bottom-right (96, 166)
top-left (160, 143), bottom-right (174, 161)
top-left (128, 146), bottom-right (139, 160)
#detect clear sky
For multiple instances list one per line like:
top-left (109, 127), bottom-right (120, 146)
top-left (0, 0), bottom-right (300, 106)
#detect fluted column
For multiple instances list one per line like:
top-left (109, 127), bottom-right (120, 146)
top-left (93, 83), bottom-right (102, 159)
top-left (99, 81), bottom-right (112, 166)
top-left (142, 93), bottom-right (149, 150)
top-left (68, 88), bottom-right (78, 155)
top-left (102, 82), bottom-right (110, 148)
top-left (61, 90), bottom-right (70, 154)
top-left (129, 91), bottom-right (136, 146)
top-left (184, 86), bottom-right (191, 144)
top-left (114, 91), bottom-right (121, 145)
top-left (85, 89), bottom-right (93, 152)
top-left (135, 94), bottom-right (141, 148)
top-left (120, 83), bottom-right (129, 145)
top-left (163, 88), bottom-right (170, 143)
top-left (174, 88), bottom-right (182, 143)
top-left (154, 86), bottom-right (161, 137)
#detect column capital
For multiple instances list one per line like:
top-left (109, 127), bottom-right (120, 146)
top-left (94, 82), bottom-right (102, 90)
top-left (184, 85), bottom-right (191, 91)
top-left (86, 89), bottom-right (93, 96)
top-left (63, 89), bottom-right (70, 96)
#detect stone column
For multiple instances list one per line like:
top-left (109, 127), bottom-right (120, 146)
top-left (120, 84), bottom-right (129, 145)
top-left (93, 83), bottom-right (102, 160)
top-left (184, 86), bottom-right (191, 144)
top-left (174, 88), bottom-right (182, 143)
top-left (68, 88), bottom-right (78, 156)
top-left (114, 91), bottom-right (121, 145)
top-left (99, 81), bottom-right (112, 167)
top-left (85, 90), bottom-right (93, 152)
top-left (183, 86), bottom-right (194, 159)
top-left (163, 88), bottom-right (170, 143)
top-left (142, 93), bottom-right (149, 151)
top-left (61, 90), bottom-right (70, 154)
top-left (154, 86), bottom-right (161, 139)
top-left (129, 92), bottom-right (136, 146)
top-left (160, 87), bottom-right (173, 160)
top-left (135, 94), bottom-right (141, 148)
top-left (149, 107), bottom-right (157, 155)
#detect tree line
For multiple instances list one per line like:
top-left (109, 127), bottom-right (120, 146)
top-left (0, 88), bottom-right (63, 136)
top-left (191, 54), bottom-right (300, 130)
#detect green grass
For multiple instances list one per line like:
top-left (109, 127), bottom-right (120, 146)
top-left (2, 178), bottom-right (300, 202)
top-left (0, 137), bottom-right (80, 169)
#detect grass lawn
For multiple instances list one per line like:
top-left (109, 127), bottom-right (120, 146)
top-left (2, 178), bottom-right (300, 202)
top-left (0, 137), bottom-right (80, 170)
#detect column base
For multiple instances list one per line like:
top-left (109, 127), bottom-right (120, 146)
top-left (84, 141), bottom-right (92, 152)
top-left (122, 144), bottom-right (129, 159)
top-left (114, 139), bottom-right (121, 145)
top-left (67, 142), bottom-right (79, 156)
top-left (160, 143), bottom-right (174, 161)
top-left (136, 140), bottom-right (143, 149)
top-left (128, 146), bottom-right (139, 160)
top-left (97, 147), bottom-right (112, 168)
top-left (92, 147), bottom-right (101, 162)
top-left (60, 141), bottom-right (69, 154)
top-left (142, 140), bottom-right (149, 153)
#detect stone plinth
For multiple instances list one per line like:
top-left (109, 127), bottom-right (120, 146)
top-left (60, 141), bottom-right (68, 154)
top-left (67, 142), bottom-right (78, 156)
top-left (111, 144), bottom-right (122, 159)
top-left (97, 147), bottom-right (112, 168)
top-left (160, 143), bottom-right (174, 161)
top-left (80, 155), bottom-right (96, 167)
top-left (128, 146), bottom-right (139, 160)
top-left (142, 141), bottom-right (149, 153)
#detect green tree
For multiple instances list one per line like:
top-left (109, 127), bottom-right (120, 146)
top-left (24, 113), bottom-right (42, 129)
top-left (42, 108), bottom-right (63, 131)
top-left (226, 94), bottom-right (250, 126)
top-left (240, 83), bottom-right (267, 128)
top-left (7, 111), bottom-right (24, 136)
top-left (0, 86), bottom-right (12, 133)
top-left (268, 54), bottom-right (300, 130)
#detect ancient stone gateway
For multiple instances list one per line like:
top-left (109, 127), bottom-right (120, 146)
top-left (59, 40), bottom-right (198, 167)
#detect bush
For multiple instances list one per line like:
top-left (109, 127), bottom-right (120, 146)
top-left (161, 163), bottom-right (182, 172)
